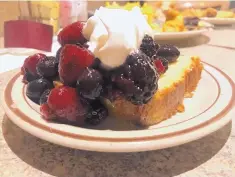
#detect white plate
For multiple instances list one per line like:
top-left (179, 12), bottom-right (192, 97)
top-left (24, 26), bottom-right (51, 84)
top-left (201, 17), bottom-right (235, 25)
top-left (154, 29), bottom-right (209, 40)
top-left (1, 62), bottom-right (235, 152)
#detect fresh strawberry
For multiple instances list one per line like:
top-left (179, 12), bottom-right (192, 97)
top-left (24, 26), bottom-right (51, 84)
top-left (46, 86), bottom-right (87, 124)
top-left (21, 53), bottom-right (46, 82)
top-left (40, 103), bottom-right (56, 120)
top-left (59, 44), bottom-right (94, 86)
top-left (22, 53), bottom-right (46, 75)
top-left (58, 21), bottom-right (87, 46)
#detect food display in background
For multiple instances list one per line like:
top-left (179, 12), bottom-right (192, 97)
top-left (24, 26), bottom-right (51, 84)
top-left (157, 8), bottom-right (212, 32)
top-left (178, 6), bottom-right (235, 19)
top-left (180, 8), bottom-right (205, 18)
top-left (105, 2), bottom-right (211, 33)
top-left (21, 6), bottom-right (203, 127)
top-left (105, 1), bottom-right (158, 28)
top-left (204, 8), bottom-right (235, 18)
top-left (179, 7), bottom-right (235, 25)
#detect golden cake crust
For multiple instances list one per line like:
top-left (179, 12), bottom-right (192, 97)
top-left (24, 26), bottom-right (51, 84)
top-left (104, 56), bottom-right (203, 126)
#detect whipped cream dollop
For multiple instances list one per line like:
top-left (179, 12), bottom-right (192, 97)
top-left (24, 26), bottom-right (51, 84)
top-left (82, 7), bottom-right (153, 69)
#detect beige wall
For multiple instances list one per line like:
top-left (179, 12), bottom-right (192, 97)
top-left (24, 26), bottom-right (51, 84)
top-left (0, 2), bottom-right (20, 37)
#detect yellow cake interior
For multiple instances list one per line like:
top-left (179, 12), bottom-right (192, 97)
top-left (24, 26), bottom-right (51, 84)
top-left (104, 56), bottom-right (203, 126)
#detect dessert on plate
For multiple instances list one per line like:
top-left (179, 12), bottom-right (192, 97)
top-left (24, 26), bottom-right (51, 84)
top-left (179, 7), bottom-right (235, 19)
top-left (21, 7), bottom-right (203, 127)
top-left (158, 8), bottom-right (213, 32)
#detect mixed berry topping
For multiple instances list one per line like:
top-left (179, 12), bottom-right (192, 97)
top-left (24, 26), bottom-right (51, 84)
top-left (21, 19), bottom-right (181, 127)
top-left (112, 50), bottom-right (158, 105)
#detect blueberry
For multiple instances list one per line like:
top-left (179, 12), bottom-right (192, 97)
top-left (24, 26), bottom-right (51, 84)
top-left (23, 70), bottom-right (40, 82)
top-left (36, 56), bottom-right (58, 78)
top-left (85, 100), bottom-right (108, 125)
top-left (26, 78), bottom-right (53, 104)
top-left (76, 68), bottom-right (104, 100)
top-left (39, 89), bottom-right (51, 105)
top-left (156, 44), bottom-right (180, 63)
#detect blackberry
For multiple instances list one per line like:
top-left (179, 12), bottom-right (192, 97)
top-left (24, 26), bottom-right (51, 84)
top-left (26, 78), bottom-right (54, 104)
top-left (156, 44), bottom-right (180, 63)
top-left (76, 68), bottom-right (104, 100)
top-left (85, 100), bottom-right (108, 125)
top-left (112, 50), bottom-right (158, 105)
top-left (140, 35), bottom-right (159, 58)
top-left (36, 56), bottom-right (58, 78)
top-left (39, 89), bottom-right (51, 105)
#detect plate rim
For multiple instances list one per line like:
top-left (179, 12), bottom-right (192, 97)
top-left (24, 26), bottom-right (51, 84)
top-left (154, 28), bottom-right (208, 36)
top-left (153, 28), bottom-right (209, 40)
top-left (201, 17), bottom-right (235, 21)
top-left (1, 62), bottom-right (235, 152)
top-left (200, 17), bottom-right (235, 24)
